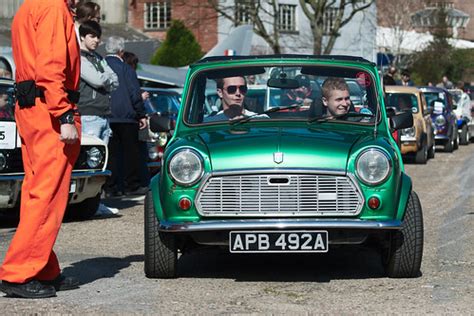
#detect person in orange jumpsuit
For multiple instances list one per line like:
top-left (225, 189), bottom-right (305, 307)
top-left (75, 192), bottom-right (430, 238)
top-left (0, 0), bottom-right (82, 299)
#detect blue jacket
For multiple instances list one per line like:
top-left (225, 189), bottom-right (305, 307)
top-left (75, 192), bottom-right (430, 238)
top-left (105, 55), bottom-right (146, 123)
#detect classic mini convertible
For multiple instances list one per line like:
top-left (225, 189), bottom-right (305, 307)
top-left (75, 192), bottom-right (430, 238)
top-left (145, 55), bottom-right (423, 279)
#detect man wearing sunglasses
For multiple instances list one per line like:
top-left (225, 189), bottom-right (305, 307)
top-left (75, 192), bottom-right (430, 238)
top-left (205, 76), bottom-right (266, 122)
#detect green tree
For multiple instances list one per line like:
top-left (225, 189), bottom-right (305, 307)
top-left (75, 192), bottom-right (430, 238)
top-left (151, 20), bottom-right (203, 66)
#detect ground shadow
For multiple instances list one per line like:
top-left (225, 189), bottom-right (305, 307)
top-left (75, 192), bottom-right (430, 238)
top-left (175, 245), bottom-right (388, 282)
top-left (62, 254), bottom-right (143, 285)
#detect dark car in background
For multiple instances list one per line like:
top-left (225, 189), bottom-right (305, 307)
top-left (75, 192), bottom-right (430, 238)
top-left (418, 86), bottom-right (458, 152)
top-left (139, 87), bottom-right (181, 175)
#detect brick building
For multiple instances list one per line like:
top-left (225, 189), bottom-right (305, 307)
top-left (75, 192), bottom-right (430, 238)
top-left (127, 0), bottom-right (218, 53)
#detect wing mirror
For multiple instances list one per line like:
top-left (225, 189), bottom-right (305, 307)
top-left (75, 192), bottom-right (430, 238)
top-left (149, 113), bottom-right (172, 133)
top-left (390, 111), bottom-right (413, 131)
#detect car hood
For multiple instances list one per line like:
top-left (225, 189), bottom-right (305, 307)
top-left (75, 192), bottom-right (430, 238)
top-left (195, 126), bottom-right (364, 171)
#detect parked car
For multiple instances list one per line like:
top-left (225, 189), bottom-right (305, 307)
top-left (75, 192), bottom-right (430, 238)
top-left (139, 87), bottom-right (181, 175)
top-left (448, 88), bottom-right (474, 145)
top-left (385, 86), bottom-right (435, 163)
top-left (0, 78), bottom-right (110, 220)
top-left (418, 86), bottom-right (458, 152)
top-left (144, 55), bottom-right (422, 279)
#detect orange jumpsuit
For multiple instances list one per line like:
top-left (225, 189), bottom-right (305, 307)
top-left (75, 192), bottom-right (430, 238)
top-left (0, 0), bottom-right (81, 283)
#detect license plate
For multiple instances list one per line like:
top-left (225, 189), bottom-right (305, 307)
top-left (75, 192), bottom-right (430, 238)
top-left (229, 231), bottom-right (328, 253)
top-left (69, 180), bottom-right (76, 193)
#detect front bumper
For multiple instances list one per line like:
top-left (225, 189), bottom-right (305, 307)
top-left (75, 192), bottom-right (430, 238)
top-left (159, 218), bottom-right (402, 232)
top-left (0, 170), bottom-right (111, 209)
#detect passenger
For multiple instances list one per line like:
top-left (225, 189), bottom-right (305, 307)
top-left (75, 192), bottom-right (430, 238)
top-left (321, 77), bottom-right (351, 118)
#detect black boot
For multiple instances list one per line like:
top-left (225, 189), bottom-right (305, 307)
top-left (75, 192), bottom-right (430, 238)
top-left (0, 280), bottom-right (56, 298)
top-left (41, 274), bottom-right (80, 291)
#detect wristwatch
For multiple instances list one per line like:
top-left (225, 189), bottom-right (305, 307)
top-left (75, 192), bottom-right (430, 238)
top-left (59, 110), bottom-right (75, 125)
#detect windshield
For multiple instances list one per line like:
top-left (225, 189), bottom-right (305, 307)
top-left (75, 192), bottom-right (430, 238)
top-left (423, 92), bottom-right (446, 109)
top-left (185, 65), bottom-right (379, 125)
top-left (386, 93), bottom-right (419, 113)
top-left (0, 83), bottom-right (15, 121)
top-left (145, 91), bottom-right (180, 117)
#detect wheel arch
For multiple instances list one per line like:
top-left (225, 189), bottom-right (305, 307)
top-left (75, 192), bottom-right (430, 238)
top-left (395, 172), bottom-right (412, 221)
top-left (150, 173), bottom-right (165, 221)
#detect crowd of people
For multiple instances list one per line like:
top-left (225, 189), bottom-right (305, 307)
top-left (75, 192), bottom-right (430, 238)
top-left (382, 66), bottom-right (467, 90)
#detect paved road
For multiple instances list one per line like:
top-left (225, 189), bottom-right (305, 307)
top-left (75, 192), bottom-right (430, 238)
top-left (0, 145), bottom-right (473, 313)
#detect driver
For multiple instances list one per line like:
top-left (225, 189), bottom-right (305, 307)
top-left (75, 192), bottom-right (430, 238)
top-left (205, 76), bottom-right (264, 122)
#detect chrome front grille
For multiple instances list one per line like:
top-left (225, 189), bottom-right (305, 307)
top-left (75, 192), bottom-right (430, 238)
top-left (196, 173), bottom-right (364, 217)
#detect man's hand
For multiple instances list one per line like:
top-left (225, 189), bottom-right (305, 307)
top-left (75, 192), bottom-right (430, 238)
top-left (59, 124), bottom-right (79, 144)
top-left (138, 117), bottom-right (148, 130)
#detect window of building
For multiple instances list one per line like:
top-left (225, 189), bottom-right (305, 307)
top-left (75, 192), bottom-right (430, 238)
top-left (324, 7), bottom-right (339, 35)
top-left (235, 0), bottom-right (253, 24)
top-left (278, 4), bottom-right (297, 32)
top-left (144, 1), bottom-right (172, 30)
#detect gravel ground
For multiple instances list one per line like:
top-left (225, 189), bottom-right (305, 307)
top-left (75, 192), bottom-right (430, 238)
top-left (0, 145), bottom-right (473, 314)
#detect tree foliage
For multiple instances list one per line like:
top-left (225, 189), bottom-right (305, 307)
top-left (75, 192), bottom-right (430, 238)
top-left (150, 20), bottom-right (203, 67)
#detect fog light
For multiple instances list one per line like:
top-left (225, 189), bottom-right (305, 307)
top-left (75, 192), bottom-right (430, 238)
top-left (178, 197), bottom-right (192, 211)
top-left (368, 196), bottom-right (380, 210)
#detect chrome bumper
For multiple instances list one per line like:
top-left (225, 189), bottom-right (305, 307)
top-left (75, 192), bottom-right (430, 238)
top-left (0, 170), bottom-right (111, 209)
top-left (159, 219), bottom-right (402, 232)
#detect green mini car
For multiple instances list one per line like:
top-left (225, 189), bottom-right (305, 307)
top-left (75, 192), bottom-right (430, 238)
top-left (145, 55), bottom-right (422, 279)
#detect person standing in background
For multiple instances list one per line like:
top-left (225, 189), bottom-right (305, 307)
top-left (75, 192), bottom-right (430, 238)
top-left (0, 0), bottom-right (81, 299)
top-left (74, 1), bottom-right (101, 40)
top-left (383, 66), bottom-right (397, 86)
top-left (104, 37), bottom-right (148, 196)
top-left (77, 20), bottom-right (118, 144)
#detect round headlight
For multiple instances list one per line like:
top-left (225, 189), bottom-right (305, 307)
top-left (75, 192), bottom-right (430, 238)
top-left (356, 148), bottom-right (391, 185)
top-left (168, 149), bottom-right (203, 186)
top-left (0, 153), bottom-right (6, 171)
top-left (435, 115), bottom-right (446, 126)
top-left (402, 127), bottom-right (416, 137)
top-left (86, 147), bottom-right (103, 168)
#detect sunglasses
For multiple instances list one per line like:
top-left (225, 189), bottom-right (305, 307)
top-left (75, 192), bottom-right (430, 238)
top-left (224, 85), bottom-right (248, 94)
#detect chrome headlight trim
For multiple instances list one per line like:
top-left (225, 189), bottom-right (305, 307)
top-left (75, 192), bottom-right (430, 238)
top-left (168, 148), bottom-right (204, 187)
top-left (355, 148), bottom-right (392, 186)
top-left (435, 115), bottom-right (446, 126)
top-left (86, 146), bottom-right (104, 168)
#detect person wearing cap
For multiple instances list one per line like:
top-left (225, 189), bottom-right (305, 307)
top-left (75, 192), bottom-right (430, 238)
top-left (281, 74), bottom-right (320, 109)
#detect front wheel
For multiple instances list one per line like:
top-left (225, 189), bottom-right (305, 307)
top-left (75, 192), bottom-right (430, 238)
top-left (144, 191), bottom-right (177, 278)
top-left (415, 140), bottom-right (427, 164)
top-left (383, 191), bottom-right (424, 278)
top-left (459, 125), bottom-right (469, 145)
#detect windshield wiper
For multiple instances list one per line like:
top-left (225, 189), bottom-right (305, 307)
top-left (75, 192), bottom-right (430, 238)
top-left (307, 112), bottom-right (374, 124)
top-left (229, 104), bottom-right (302, 126)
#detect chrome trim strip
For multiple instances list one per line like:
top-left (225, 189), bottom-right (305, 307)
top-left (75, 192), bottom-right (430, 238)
top-left (159, 219), bottom-right (402, 232)
top-left (210, 168), bottom-right (346, 177)
top-left (71, 170), bottom-right (111, 178)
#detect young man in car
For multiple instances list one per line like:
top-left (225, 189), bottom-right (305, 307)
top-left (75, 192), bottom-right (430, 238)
top-left (321, 77), bottom-right (352, 118)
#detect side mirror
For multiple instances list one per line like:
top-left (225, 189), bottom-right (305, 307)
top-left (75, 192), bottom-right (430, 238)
top-left (390, 111), bottom-right (413, 131)
top-left (149, 113), bottom-right (171, 133)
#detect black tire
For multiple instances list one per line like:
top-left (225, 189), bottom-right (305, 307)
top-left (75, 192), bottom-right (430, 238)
top-left (384, 191), bottom-right (424, 278)
top-left (414, 140), bottom-right (427, 164)
top-left (444, 136), bottom-right (454, 152)
top-left (144, 191), bottom-right (177, 278)
top-left (459, 125), bottom-right (469, 145)
top-left (453, 128), bottom-right (459, 150)
top-left (427, 138), bottom-right (435, 159)
top-left (66, 193), bottom-right (100, 220)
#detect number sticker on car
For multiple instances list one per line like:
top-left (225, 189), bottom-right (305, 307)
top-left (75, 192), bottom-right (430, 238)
top-left (0, 121), bottom-right (17, 149)
top-left (229, 231), bottom-right (328, 253)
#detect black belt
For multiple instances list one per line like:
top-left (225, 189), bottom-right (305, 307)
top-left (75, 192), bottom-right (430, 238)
top-left (35, 89), bottom-right (80, 104)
